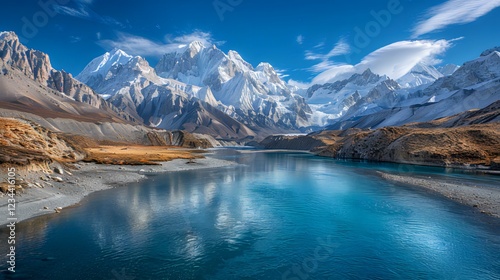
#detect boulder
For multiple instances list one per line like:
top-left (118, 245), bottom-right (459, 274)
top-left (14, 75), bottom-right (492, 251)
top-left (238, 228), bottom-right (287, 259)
top-left (53, 167), bottom-right (64, 175)
top-left (52, 177), bottom-right (63, 182)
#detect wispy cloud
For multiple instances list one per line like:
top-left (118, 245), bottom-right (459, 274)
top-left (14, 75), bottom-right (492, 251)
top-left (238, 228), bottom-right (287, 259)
top-left (305, 38), bottom-right (351, 73)
top-left (296, 35), bottom-right (304, 45)
top-left (312, 39), bottom-right (454, 85)
top-left (412, 0), bottom-right (500, 38)
top-left (287, 79), bottom-right (310, 89)
top-left (313, 42), bottom-right (325, 49)
top-left (164, 31), bottom-right (221, 47)
top-left (275, 68), bottom-right (289, 79)
top-left (69, 36), bottom-right (82, 43)
top-left (98, 31), bottom-right (220, 57)
top-left (53, 1), bottom-right (123, 27)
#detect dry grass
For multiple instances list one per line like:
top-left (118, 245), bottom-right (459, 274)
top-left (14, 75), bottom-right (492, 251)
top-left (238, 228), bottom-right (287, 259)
top-left (83, 145), bottom-right (205, 165)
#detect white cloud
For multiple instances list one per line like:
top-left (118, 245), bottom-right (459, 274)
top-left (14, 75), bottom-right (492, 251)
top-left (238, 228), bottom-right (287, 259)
top-left (412, 0), bottom-right (500, 37)
top-left (296, 35), bottom-right (304, 45)
top-left (69, 36), bottom-right (82, 43)
top-left (311, 39), bottom-right (453, 85)
top-left (306, 39), bottom-right (350, 60)
top-left (311, 64), bottom-right (355, 85)
top-left (313, 42), bottom-right (325, 49)
top-left (287, 79), bottom-right (310, 89)
top-left (275, 68), bottom-right (289, 79)
top-left (98, 31), bottom-right (219, 57)
top-left (54, 2), bottom-right (123, 27)
top-left (164, 31), bottom-right (220, 47)
top-left (305, 39), bottom-right (351, 74)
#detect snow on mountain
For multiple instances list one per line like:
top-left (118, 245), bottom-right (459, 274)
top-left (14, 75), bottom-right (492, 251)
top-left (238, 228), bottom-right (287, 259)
top-left (397, 63), bottom-right (443, 88)
top-left (76, 48), bottom-right (256, 140)
top-left (0, 31), bottom-right (135, 121)
top-left (341, 79), bottom-right (402, 119)
top-left (305, 69), bottom-right (389, 126)
top-left (480, 46), bottom-right (500, 57)
top-left (154, 42), bottom-right (311, 131)
top-left (438, 64), bottom-right (459, 76)
top-left (328, 50), bottom-right (500, 130)
top-left (76, 48), bottom-right (133, 92)
top-left (412, 50), bottom-right (500, 101)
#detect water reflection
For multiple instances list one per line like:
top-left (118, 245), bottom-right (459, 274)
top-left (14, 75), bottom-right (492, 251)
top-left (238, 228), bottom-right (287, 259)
top-left (2, 150), bottom-right (500, 279)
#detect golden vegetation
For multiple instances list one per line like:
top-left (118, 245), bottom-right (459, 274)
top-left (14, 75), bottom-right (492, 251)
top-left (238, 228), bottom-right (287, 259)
top-left (83, 145), bottom-right (204, 165)
top-left (0, 117), bottom-right (204, 167)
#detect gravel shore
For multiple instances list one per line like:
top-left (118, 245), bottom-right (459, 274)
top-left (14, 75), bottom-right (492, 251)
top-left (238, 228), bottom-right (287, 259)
top-left (0, 157), bottom-right (236, 225)
top-left (378, 172), bottom-right (500, 218)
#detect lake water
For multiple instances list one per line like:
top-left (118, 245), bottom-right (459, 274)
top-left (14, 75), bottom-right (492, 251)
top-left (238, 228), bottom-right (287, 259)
top-left (2, 149), bottom-right (500, 279)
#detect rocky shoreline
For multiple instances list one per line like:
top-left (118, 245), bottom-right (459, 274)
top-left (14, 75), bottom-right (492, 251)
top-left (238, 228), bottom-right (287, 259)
top-left (0, 157), bottom-right (236, 226)
top-left (378, 171), bottom-right (500, 218)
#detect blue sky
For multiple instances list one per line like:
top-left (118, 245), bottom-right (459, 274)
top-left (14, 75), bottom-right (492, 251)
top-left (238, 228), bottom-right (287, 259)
top-left (1, 0), bottom-right (499, 86)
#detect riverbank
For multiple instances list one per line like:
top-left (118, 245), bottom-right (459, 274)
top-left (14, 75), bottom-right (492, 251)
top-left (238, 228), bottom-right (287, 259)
top-left (379, 171), bottom-right (500, 218)
top-left (0, 157), bottom-right (236, 225)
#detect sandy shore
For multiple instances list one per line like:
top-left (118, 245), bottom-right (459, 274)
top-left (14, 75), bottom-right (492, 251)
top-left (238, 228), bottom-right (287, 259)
top-left (0, 157), bottom-right (236, 225)
top-left (379, 172), bottom-right (500, 218)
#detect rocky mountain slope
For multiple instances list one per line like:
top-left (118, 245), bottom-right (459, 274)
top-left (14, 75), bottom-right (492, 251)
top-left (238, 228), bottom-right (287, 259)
top-left (327, 50), bottom-right (500, 130)
top-left (76, 43), bottom-right (312, 140)
top-left (0, 32), bottom-right (135, 122)
top-left (260, 100), bottom-right (500, 169)
top-left (76, 48), bottom-right (257, 140)
top-left (154, 42), bottom-right (311, 132)
top-left (0, 32), bottom-right (220, 149)
top-left (0, 117), bottom-right (85, 168)
top-left (305, 69), bottom-right (392, 125)
top-left (397, 63), bottom-right (443, 88)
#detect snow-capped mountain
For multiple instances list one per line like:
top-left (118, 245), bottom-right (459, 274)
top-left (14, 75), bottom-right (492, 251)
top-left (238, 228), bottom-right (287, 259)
top-left (0, 31), bottom-right (135, 122)
top-left (328, 49), bottom-right (500, 130)
top-left (76, 48), bottom-right (255, 140)
top-left (304, 69), bottom-right (391, 126)
top-left (397, 63), bottom-right (443, 88)
top-left (438, 64), bottom-right (460, 76)
top-left (154, 42), bottom-right (311, 131)
top-left (77, 43), bottom-right (311, 138)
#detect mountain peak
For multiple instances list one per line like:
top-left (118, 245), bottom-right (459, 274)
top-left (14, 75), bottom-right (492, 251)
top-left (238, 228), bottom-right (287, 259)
top-left (109, 48), bottom-right (132, 57)
top-left (256, 62), bottom-right (273, 71)
top-left (355, 68), bottom-right (380, 84)
top-left (0, 31), bottom-right (18, 41)
top-left (228, 50), bottom-right (242, 59)
top-left (438, 64), bottom-right (459, 76)
top-left (187, 41), bottom-right (205, 54)
top-left (480, 47), bottom-right (500, 57)
top-left (397, 62), bottom-right (442, 88)
top-left (76, 48), bottom-right (134, 83)
top-left (362, 68), bottom-right (375, 75)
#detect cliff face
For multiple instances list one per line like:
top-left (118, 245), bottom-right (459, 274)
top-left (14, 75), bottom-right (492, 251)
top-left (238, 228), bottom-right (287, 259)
top-left (0, 117), bottom-right (86, 168)
top-left (259, 135), bottom-right (329, 150)
top-left (0, 32), bottom-right (136, 122)
top-left (260, 101), bottom-right (500, 169)
top-left (316, 124), bottom-right (500, 168)
top-left (0, 108), bottom-right (219, 148)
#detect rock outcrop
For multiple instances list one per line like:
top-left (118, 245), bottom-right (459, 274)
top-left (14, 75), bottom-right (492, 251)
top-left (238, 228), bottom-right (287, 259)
top-left (0, 31), bottom-right (136, 122)
top-left (260, 101), bottom-right (500, 169)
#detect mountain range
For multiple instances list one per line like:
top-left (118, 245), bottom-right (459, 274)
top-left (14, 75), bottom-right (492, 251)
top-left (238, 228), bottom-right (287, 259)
top-left (75, 41), bottom-right (311, 140)
top-left (0, 31), bottom-right (498, 145)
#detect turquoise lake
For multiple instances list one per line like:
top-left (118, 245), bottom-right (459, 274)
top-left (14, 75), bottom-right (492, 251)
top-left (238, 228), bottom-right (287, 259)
top-left (1, 149), bottom-right (500, 279)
